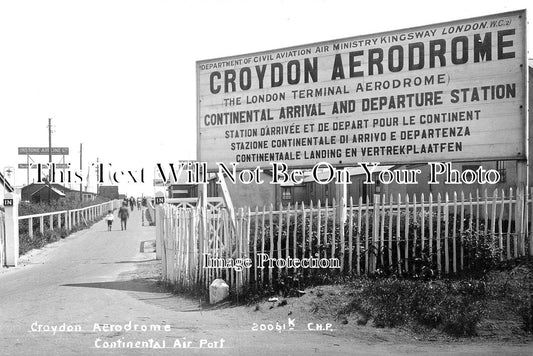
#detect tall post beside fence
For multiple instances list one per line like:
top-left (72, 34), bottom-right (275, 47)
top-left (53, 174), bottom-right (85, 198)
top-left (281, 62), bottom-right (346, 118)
top-left (4, 192), bottom-right (20, 267)
top-left (154, 192), bottom-right (165, 260)
top-left (155, 204), bottom-right (164, 260)
top-left (370, 194), bottom-right (380, 274)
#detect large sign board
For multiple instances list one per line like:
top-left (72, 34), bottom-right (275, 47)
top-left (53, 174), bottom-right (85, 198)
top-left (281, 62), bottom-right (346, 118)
top-left (18, 147), bottom-right (70, 155)
top-left (197, 10), bottom-right (527, 170)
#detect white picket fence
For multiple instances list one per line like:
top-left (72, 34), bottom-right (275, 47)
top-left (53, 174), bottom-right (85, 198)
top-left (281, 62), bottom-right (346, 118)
top-left (158, 187), bottom-right (533, 295)
top-left (166, 197), bottom-right (224, 210)
top-left (18, 200), bottom-right (121, 238)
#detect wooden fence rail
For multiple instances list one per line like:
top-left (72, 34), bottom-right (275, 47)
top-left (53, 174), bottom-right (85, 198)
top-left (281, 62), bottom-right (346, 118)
top-left (158, 188), bottom-right (533, 296)
top-left (18, 200), bottom-right (121, 239)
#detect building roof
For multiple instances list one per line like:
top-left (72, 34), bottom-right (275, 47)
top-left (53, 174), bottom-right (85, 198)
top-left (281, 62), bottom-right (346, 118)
top-left (22, 183), bottom-right (93, 195)
top-left (99, 185), bottom-right (118, 192)
top-left (31, 185), bottom-right (66, 197)
top-left (21, 183), bottom-right (45, 196)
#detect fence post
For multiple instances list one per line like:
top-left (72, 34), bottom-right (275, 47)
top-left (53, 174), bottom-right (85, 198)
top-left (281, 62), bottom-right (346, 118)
top-left (530, 188), bottom-right (533, 256)
top-left (29, 217), bottom-right (33, 240)
top-left (515, 187), bottom-right (525, 256)
top-left (4, 192), bottom-right (20, 267)
top-left (370, 194), bottom-right (380, 274)
top-left (155, 204), bottom-right (164, 260)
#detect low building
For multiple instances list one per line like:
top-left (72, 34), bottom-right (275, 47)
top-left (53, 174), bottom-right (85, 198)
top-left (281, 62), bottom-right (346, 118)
top-left (29, 185), bottom-right (66, 203)
top-left (165, 170), bottom-right (199, 198)
top-left (303, 165), bottom-right (393, 205)
top-left (206, 170), bottom-right (277, 209)
top-left (165, 161), bottom-right (525, 209)
top-left (21, 183), bottom-right (96, 203)
top-left (168, 182), bottom-right (198, 199)
top-left (384, 160), bottom-right (519, 199)
top-left (81, 191), bottom-right (97, 201)
top-left (98, 185), bottom-right (119, 200)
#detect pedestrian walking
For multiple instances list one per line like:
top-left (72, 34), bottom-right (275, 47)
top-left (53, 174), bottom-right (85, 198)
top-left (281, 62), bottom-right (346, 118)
top-left (105, 210), bottom-right (114, 231)
top-left (129, 197), bottom-right (135, 212)
top-left (118, 203), bottom-right (130, 231)
top-left (141, 197), bottom-right (147, 226)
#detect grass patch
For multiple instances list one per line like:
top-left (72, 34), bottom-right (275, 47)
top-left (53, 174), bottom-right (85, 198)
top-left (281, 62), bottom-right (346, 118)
top-left (19, 218), bottom-right (99, 255)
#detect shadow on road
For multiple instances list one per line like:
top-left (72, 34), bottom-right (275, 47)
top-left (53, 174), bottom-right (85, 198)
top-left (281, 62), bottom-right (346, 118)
top-left (62, 257), bottom-right (205, 312)
top-left (61, 279), bottom-right (166, 293)
top-left (98, 259), bottom-right (158, 264)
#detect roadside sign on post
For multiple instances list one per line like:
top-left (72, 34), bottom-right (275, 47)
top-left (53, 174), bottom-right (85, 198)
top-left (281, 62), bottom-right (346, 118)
top-left (18, 147), bottom-right (69, 155)
top-left (154, 191), bottom-right (166, 260)
top-left (153, 179), bottom-right (165, 186)
top-left (17, 163), bottom-right (70, 169)
top-left (197, 10), bottom-right (527, 170)
top-left (154, 191), bottom-right (165, 205)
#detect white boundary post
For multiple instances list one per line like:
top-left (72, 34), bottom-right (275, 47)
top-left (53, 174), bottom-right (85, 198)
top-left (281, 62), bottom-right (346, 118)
top-left (4, 192), bottom-right (20, 267)
top-left (155, 204), bottom-right (163, 260)
top-left (336, 179), bottom-right (348, 225)
top-left (155, 191), bottom-right (165, 260)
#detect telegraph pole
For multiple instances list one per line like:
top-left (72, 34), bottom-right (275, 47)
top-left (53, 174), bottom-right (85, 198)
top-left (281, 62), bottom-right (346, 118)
top-left (80, 143), bottom-right (83, 201)
top-left (48, 118), bottom-right (52, 167)
top-left (47, 118), bottom-right (53, 203)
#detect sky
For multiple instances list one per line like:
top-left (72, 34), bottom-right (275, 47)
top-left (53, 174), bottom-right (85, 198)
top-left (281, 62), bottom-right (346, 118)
top-left (0, 0), bottom-right (531, 197)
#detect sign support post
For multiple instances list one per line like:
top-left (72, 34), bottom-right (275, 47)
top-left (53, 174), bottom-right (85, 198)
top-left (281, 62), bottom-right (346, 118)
top-left (516, 160), bottom-right (527, 255)
top-left (154, 191), bottom-right (165, 260)
top-left (216, 172), bottom-right (236, 232)
top-left (335, 173), bottom-right (348, 225)
top-left (26, 154), bottom-right (29, 185)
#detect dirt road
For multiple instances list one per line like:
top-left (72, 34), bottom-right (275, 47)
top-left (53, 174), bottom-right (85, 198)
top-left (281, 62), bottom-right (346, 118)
top-left (0, 208), bottom-right (530, 355)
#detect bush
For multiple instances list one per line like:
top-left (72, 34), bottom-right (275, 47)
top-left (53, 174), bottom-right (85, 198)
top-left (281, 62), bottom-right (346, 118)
top-left (412, 280), bottom-right (486, 336)
top-left (18, 196), bottom-right (111, 216)
top-left (345, 277), bottom-right (487, 336)
top-left (358, 278), bottom-right (410, 327)
top-left (485, 265), bottom-right (533, 333)
top-left (19, 233), bottom-right (45, 255)
top-left (250, 205), bottom-right (504, 286)
top-left (518, 303), bottom-right (533, 333)
top-left (19, 227), bottom-right (73, 255)
top-left (460, 227), bottom-right (501, 277)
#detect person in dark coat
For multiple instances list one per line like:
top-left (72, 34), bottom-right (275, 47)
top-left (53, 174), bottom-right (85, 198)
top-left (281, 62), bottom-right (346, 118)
top-left (118, 203), bottom-right (130, 230)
